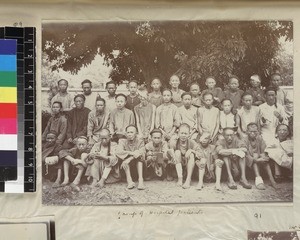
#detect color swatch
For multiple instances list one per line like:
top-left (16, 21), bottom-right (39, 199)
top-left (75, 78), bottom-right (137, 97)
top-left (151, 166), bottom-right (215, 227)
top-left (0, 39), bottom-right (17, 169)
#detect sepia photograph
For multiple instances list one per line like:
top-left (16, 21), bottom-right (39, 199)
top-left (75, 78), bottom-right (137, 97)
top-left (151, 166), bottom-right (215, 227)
top-left (248, 231), bottom-right (300, 240)
top-left (41, 20), bottom-right (293, 205)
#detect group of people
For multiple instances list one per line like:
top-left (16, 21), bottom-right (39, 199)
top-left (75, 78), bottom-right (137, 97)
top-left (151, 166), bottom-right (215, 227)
top-left (42, 73), bottom-right (293, 192)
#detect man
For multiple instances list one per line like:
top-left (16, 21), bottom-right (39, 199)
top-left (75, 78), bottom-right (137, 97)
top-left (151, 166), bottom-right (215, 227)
top-left (81, 79), bottom-right (100, 111)
top-left (103, 81), bottom-right (117, 112)
top-left (270, 73), bottom-right (287, 106)
top-left (51, 79), bottom-right (74, 112)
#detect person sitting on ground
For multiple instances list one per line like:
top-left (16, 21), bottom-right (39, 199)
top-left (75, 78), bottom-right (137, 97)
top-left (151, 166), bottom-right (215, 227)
top-left (167, 123), bottom-right (201, 189)
top-left (63, 94), bottom-right (90, 149)
top-left (87, 98), bottom-right (110, 147)
top-left (243, 123), bottom-right (277, 190)
top-left (109, 93), bottom-right (135, 143)
top-left (59, 136), bottom-right (90, 191)
top-left (196, 132), bottom-right (224, 191)
top-left (86, 128), bottom-right (119, 188)
top-left (42, 131), bottom-right (63, 188)
top-left (216, 127), bottom-right (252, 190)
top-left (42, 101), bottom-right (67, 145)
top-left (115, 125), bottom-right (146, 190)
top-left (144, 128), bottom-right (169, 180)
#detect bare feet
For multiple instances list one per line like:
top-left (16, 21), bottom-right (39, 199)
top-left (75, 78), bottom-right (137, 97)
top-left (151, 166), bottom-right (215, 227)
top-left (137, 181), bottom-right (146, 190)
top-left (96, 178), bottom-right (105, 188)
top-left (91, 179), bottom-right (98, 187)
top-left (256, 183), bottom-right (266, 190)
top-left (227, 180), bottom-right (237, 190)
top-left (196, 182), bottom-right (203, 190)
top-left (61, 180), bottom-right (69, 187)
top-left (182, 181), bottom-right (191, 189)
top-left (270, 179), bottom-right (278, 189)
top-left (240, 179), bottom-right (252, 189)
top-left (177, 178), bottom-right (183, 187)
top-left (127, 182), bottom-right (135, 189)
top-left (70, 183), bottom-right (80, 192)
top-left (215, 184), bottom-right (222, 191)
top-left (52, 182), bottom-right (60, 188)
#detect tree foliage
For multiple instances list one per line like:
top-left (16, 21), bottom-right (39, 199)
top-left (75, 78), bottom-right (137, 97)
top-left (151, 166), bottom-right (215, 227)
top-left (42, 20), bottom-right (293, 90)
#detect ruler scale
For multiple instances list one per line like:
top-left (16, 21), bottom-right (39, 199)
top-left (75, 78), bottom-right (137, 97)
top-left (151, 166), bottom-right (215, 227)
top-left (0, 27), bottom-right (36, 193)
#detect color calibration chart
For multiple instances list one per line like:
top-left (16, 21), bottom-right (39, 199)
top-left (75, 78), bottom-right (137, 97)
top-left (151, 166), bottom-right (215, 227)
top-left (0, 27), bottom-right (36, 193)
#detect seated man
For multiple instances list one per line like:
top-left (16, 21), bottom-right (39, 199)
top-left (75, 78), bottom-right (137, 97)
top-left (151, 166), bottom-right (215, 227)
top-left (144, 128), bottom-right (169, 180)
top-left (42, 131), bottom-right (63, 188)
top-left (116, 125), bottom-right (145, 190)
top-left (216, 127), bottom-right (252, 190)
top-left (196, 132), bottom-right (224, 191)
top-left (243, 123), bottom-right (277, 190)
top-left (59, 136), bottom-right (90, 191)
top-left (168, 123), bottom-right (200, 189)
top-left (86, 128), bottom-right (119, 188)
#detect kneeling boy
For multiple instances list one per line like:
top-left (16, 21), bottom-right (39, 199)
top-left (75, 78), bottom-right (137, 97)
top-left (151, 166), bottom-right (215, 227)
top-left (116, 125), bottom-right (145, 190)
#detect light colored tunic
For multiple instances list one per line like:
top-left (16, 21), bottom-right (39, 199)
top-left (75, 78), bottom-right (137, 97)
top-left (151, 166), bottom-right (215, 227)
top-left (155, 103), bottom-right (180, 134)
top-left (197, 106), bottom-right (220, 142)
top-left (51, 92), bottom-right (74, 111)
top-left (148, 92), bottom-right (163, 107)
top-left (87, 109), bottom-right (110, 140)
top-left (83, 92), bottom-right (100, 111)
top-left (134, 103), bottom-right (155, 138)
top-left (171, 89), bottom-right (185, 107)
top-left (237, 106), bottom-right (260, 133)
top-left (178, 105), bottom-right (197, 130)
top-left (219, 111), bottom-right (236, 130)
top-left (109, 108), bottom-right (135, 136)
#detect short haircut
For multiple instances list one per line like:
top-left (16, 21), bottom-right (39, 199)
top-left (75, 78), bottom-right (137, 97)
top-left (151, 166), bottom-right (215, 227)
top-left (271, 72), bottom-right (281, 80)
top-left (95, 97), bottom-right (106, 105)
top-left (229, 75), bottom-right (240, 83)
top-left (106, 81), bottom-right (116, 88)
top-left (57, 79), bottom-right (68, 85)
top-left (151, 78), bottom-right (161, 84)
top-left (264, 86), bottom-right (277, 95)
top-left (250, 74), bottom-right (261, 82)
top-left (190, 82), bottom-right (200, 88)
top-left (221, 98), bottom-right (233, 105)
top-left (52, 101), bottom-right (63, 108)
top-left (115, 93), bottom-right (127, 101)
top-left (162, 88), bottom-right (173, 96)
top-left (223, 127), bottom-right (238, 133)
top-left (242, 92), bottom-right (253, 99)
top-left (128, 80), bottom-right (138, 86)
top-left (202, 91), bottom-right (213, 99)
top-left (99, 128), bottom-right (111, 136)
top-left (77, 136), bottom-right (88, 142)
top-left (181, 92), bottom-right (191, 99)
top-left (150, 128), bottom-right (163, 136)
top-left (205, 76), bottom-right (216, 81)
top-left (47, 130), bottom-right (58, 137)
top-left (170, 74), bottom-right (180, 80)
top-left (81, 79), bottom-right (92, 86)
top-left (247, 122), bottom-right (259, 130)
top-left (125, 124), bottom-right (137, 132)
top-left (74, 94), bottom-right (86, 101)
top-left (178, 123), bottom-right (190, 132)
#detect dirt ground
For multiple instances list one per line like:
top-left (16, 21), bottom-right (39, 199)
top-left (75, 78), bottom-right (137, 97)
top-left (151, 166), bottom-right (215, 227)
top-left (42, 178), bottom-right (293, 206)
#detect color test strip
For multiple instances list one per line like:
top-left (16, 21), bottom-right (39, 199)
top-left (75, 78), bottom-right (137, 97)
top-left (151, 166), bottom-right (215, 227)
top-left (0, 39), bottom-right (18, 172)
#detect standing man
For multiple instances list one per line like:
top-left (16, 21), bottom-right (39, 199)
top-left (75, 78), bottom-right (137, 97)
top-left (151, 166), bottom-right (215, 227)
top-left (81, 79), bottom-right (100, 111)
top-left (51, 79), bottom-right (74, 112)
top-left (103, 81), bottom-right (117, 112)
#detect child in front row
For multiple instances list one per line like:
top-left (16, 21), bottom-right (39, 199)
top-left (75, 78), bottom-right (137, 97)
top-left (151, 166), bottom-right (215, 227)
top-left (168, 123), bottom-right (201, 189)
top-left (59, 136), bottom-right (90, 190)
top-left (116, 125), bottom-right (145, 190)
top-left (148, 78), bottom-right (164, 107)
top-left (155, 89), bottom-right (181, 141)
top-left (223, 76), bottom-right (244, 112)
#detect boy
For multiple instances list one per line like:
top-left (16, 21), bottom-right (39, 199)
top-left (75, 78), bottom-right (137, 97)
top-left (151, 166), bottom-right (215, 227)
top-left (196, 132), bottom-right (224, 191)
top-left (197, 92), bottom-right (220, 143)
top-left (63, 94), bottom-right (90, 149)
top-left (87, 98), bottom-right (110, 146)
top-left (103, 81), bottom-right (117, 112)
top-left (134, 92), bottom-right (156, 143)
top-left (86, 128), bottom-right (119, 188)
top-left (109, 93), bottom-right (135, 142)
top-left (216, 127), bottom-right (252, 189)
top-left (259, 87), bottom-right (287, 146)
top-left (219, 99), bottom-right (236, 134)
top-left (144, 128), bottom-right (169, 180)
top-left (201, 77), bottom-right (224, 108)
top-left (116, 125), bottom-right (145, 190)
top-left (190, 82), bottom-right (202, 108)
top-left (148, 78), bottom-right (163, 107)
top-left (42, 131), bottom-right (63, 188)
top-left (81, 79), bottom-right (100, 111)
top-left (155, 89), bottom-right (181, 141)
top-left (177, 92), bottom-right (198, 140)
top-left (42, 101), bottom-right (67, 145)
top-left (243, 123), bottom-right (277, 190)
top-left (51, 79), bottom-right (74, 112)
top-left (247, 74), bottom-right (265, 106)
top-left (125, 80), bottom-right (141, 111)
top-left (223, 76), bottom-right (244, 112)
top-left (270, 73), bottom-right (287, 106)
top-left (169, 74), bottom-right (185, 107)
top-left (59, 136), bottom-right (90, 190)
top-left (236, 93), bottom-right (261, 138)
top-left (168, 123), bottom-right (200, 189)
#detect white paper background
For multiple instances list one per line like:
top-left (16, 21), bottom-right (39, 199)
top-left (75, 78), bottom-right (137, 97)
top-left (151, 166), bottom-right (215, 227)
top-left (0, 2), bottom-right (299, 239)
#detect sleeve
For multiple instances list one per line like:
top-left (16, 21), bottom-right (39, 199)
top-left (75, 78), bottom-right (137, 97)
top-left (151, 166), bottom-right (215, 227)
top-left (109, 111), bottom-right (115, 135)
top-left (66, 111), bottom-right (73, 139)
top-left (217, 88), bottom-right (224, 101)
top-left (197, 108), bottom-right (203, 132)
top-left (136, 140), bottom-right (145, 160)
top-left (260, 137), bottom-right (267, 153)
top-left (57, 117), bottom-right (67, 144)
top-left (75, 109), bottom-right (90, 137)
top-left (279, 105), bottom-right (288, 125)
top-left (211, 145), bottom-right (219, 160)
top-left (42, 118), bottom-right (51, 142)
top-left (104, 111), bottom-right (110, 129)
top-left (237, 137), bottom-right (247, 148)
top-left (161, 141), bottom-right (169, 159)
top-left (155, 106), bottom-right (161, 129)
top-left (129, 110), bottom-right (135, 126)
top-left (215, 139), bottom-right (225, 154)
top-left (173, 107), bottom-right (181, 128)
top-left (150, 105), bottom-right (156, 131)
top-left (90, 143), bottom-right (99, 154)
top-left (87, 112), bottom-right (94, 138)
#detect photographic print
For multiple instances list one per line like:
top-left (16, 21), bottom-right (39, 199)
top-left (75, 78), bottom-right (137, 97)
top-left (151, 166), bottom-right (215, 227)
top-left (41, 20), bottom-right (293, 205)
top-left (248, 231), bottom-right (300, 240)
